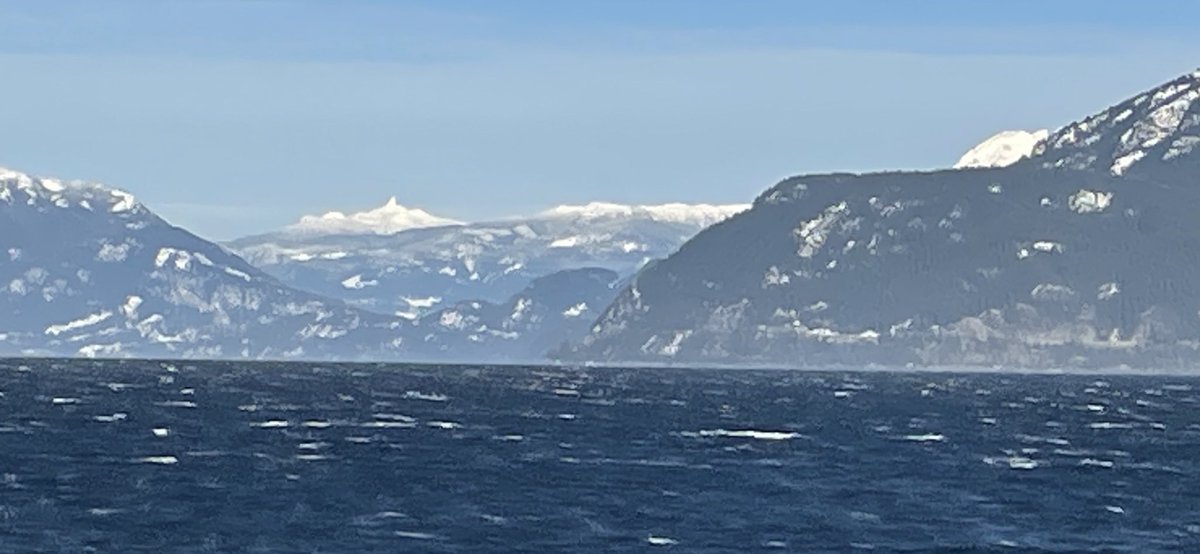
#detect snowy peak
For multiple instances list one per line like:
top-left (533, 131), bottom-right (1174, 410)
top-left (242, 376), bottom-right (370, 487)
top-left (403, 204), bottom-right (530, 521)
top-left (539, 202), bottom-right (750, 228)
top-left (287, 197), bottom-right (461, 236)
top-left (1032, 69), bottom-right (1200, 176)
top-left (954, 130), bottom-right (1049, 169)
top-left (0, 165), bottom-right (142, 215)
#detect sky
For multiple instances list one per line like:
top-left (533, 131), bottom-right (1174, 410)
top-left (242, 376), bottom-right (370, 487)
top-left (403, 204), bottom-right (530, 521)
top-left (2, 0), bottom-right (1200, 240)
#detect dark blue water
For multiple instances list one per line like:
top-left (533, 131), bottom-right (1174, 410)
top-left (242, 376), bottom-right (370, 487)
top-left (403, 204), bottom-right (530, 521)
top-left (1, 360), bottom-right (1199, 552)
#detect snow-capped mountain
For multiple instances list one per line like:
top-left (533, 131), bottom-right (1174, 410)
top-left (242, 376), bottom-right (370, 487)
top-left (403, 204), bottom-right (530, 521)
top-left (0, 166), bottom-right (407, 359)
top-left (561, 69), bottom-right (1200, 370)
top-left (538, 202), bottom-right (748, 228)
top-left (1031, 69), bottom-right (1200, 176)
top-left (287, 197), bottom-right (461, 235)
top-left (954, 129), bottom-right (1049, 169)
top-left (227, 201), bottom-right (748, 318)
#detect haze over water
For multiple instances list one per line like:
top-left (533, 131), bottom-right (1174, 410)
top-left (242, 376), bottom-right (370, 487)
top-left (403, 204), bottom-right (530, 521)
top-left (1, 360), bottom-right (1198, 551)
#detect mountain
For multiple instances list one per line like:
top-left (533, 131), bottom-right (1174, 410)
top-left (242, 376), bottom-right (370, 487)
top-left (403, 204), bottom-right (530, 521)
top-left (287, 197), bottom-right (461, 235)
top-left (226, 201), bottom-right (748, 318)
top-left (562, 69), bottom-right (1200, 370)
top-left (0, 166), bottom-right (407, 359)
top-left (954, 129), bottom-right (1049, 169)
top-left (0, 167), bottom-right (650, 361)
top-left (411, 267), bottom-right (622, 361)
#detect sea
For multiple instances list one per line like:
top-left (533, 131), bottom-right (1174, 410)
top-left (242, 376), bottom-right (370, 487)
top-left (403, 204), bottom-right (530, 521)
top-left (0, 359), bottom-right (1198, 552)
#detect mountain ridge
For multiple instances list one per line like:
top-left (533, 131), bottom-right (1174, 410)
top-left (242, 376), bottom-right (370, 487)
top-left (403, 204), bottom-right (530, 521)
top-left (561, 69), bottom-right (1200, 370)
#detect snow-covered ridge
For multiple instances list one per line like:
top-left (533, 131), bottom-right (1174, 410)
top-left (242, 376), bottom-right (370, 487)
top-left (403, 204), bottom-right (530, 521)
top-left (954, 130), bottom-right (1049, 169)
top-left (287, 197), bottom-right (462, 236)
top-left (539, 202), bottom-right (750, 227)
top-left (285, 199), bottom-right (750, 237)
top-left (0, 165), bottom-right (142, 214)
top-left (1033, 69), bottom-right (1200, 175)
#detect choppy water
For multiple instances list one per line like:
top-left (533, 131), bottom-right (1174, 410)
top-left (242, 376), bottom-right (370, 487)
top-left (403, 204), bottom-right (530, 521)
top-left (1, 360), bottom-right (1199, 552)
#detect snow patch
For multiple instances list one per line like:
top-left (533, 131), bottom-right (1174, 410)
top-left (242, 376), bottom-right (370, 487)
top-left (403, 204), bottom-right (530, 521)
top-left (340, 274), bottom-right (378, 289)
top-left (121, 296), bottom-right (143, 318)
top-left (1069, 190), bottom-right (1113, 214)
top-left (46, 311), bottom-right (113, 336)
top-left (540, 202), bottom-right (749, 227)
top-left (1098, 282), bottom-right (1120, 300)
top-left (795, 202), bottom-right (848, 258)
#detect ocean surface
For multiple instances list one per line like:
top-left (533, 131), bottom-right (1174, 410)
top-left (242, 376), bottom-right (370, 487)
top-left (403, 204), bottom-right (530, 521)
top-left (1, 360), bottom-right (1198, 552)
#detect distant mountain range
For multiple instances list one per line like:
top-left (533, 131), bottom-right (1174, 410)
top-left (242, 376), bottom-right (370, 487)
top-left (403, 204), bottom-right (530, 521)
top-left (5, 68), bottom-right (1200, 369)
top-left (0, 166), bottom-right (741, 360)
top-left (227, 200), bottom-right (747, 318)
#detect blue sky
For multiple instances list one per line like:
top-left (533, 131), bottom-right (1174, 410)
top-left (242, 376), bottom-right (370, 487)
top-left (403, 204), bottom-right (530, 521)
top-left (2, 0), bottom-right (1199, 239)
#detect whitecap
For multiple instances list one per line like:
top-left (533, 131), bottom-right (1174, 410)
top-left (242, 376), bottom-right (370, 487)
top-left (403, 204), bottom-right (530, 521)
top-left (156, 400), bottom-right (197, 409)
top-left (51, 397), bottom-right (79, 405)
top-left (152, 428), bottom-right (170, 438)
top-left (1105, 505), bottom-right (1125, 514)
top-left (251, 420), bottom-right (289, 429)
top-left (88, 508), bottom-right (124, 516)
top-left (557, 413), bottom-right (577, 420)
top-left (237, 404), bottom-right (259, 412)
top-left (1079, 458), bottom-right (1115, 468)
top-left (553, 388), bottom-right (581, 397)
top-left (93, 413), bottom-right (127, 423)
top-left (394, 531), bottom-right (437, 540)
top-left (139, 455), bottom-right (179, 465)
top-left (372, 413), bottom-right (416, 422)
top-left (1089, 422), bottom-right (1134, 430)
top-left (647, 536), bottom-right (678, 546)
top-left (427, 421), bottom-right (461, 430)
top-left (360, 421), bottom-right (415, 429)
top-left (180, 388), bottom-right (195, 396)
top-left (1007, 457), bottom-right (1039, 470)
top-left (295, 454), bottom-right (330, 461)
top-left (691, 429), bottom-right (800, 441)
top-left (296, 442), bottom-right (328, 450)
top-left (302, 420), bottom-right (332, 429)
top-left (903, 433), bottom-right (945, 443)
top-left (833, 391), bottom-right (853, 398)
top-left (495, 434), bottom-right (524, 442)
top-left (403, 391), bottom-right (448, 402)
